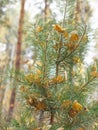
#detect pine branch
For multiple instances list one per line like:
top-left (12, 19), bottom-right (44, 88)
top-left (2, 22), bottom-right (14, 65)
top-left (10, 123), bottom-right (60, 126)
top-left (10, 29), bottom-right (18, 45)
top-left (72, 76), bottom-right (97, 99)
top-left (56, 0), bottom-right (68, 76)
top-left (57, 24), bottom-right (87, 64)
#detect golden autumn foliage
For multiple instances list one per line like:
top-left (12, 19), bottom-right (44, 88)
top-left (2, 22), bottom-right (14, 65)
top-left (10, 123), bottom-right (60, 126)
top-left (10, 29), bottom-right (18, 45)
top-left (68, 100), bottom-right (83, 117)
top-left (73, 57), bottom-right (81, 63)
top-left (91, 71), bottom-right (98, 77)
top-left (36, 101), bottom-right (46, 110)
top-left (26, 97), bottom-right (37, 106)
top-left (25, 73), bottom-right (41, 85)
top-left (64, 43), bottom-right (79, 51)
top-left (72, 100), bottom-right (83, 112)
top-left (53, 24), bottom-right (69, 39)
top-left (53, 43), bottom-right (63, 50)
top-left (26, 93), bottom-right (47, 110)
top-left (69, 31), bottom-right (79, 42)
top-left (53, 24), bottom-right (65, 33)
top-left (36, 26), bottom-right (43, 32)
top-left (25, 73), bottom-right (34, 83)
top-left (51, 75), bottom-right (64, 84)
top-left (68, 108), bottom-right (78, 117)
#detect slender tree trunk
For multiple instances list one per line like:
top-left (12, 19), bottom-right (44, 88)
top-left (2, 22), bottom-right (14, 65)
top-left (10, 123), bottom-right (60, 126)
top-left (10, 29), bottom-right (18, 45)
top-left (44, 0), bottom-right (48, 21)
top-left (75, 0), bottom-right (80, 24)
top-left (15, 0), bottom-right (25, 70)
top-left (1, 43), bottom-right (15, 119)
top-left (8, 0), bottom-right (25, 120)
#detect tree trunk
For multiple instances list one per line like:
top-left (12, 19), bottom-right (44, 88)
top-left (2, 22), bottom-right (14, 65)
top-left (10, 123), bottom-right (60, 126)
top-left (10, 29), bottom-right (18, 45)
top-left (44, 0), bottom-right (48, 21)
top-left (1, 43), bottom-right (15, 119)
top-left (15, 0), bottom-right (25, 70)
top-left (75, 0), bottom-right (80, 24)
top-left (8, 0), bottom-right (25, 120)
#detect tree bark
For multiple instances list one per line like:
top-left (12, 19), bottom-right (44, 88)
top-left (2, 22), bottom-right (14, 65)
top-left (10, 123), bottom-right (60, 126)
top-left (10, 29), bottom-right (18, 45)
top-left (44, 0), bottom-right (48, 21)
top-left (15, 0), bottom-right (25, 70)
top-left (8, 0), bottom-right (25, 120)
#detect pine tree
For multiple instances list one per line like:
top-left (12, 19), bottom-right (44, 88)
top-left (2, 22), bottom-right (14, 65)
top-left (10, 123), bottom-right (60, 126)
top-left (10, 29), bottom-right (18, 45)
top-left (11, 0), bottom-right (98, 130)
top-left (8, 0), bottom-right (26, 120)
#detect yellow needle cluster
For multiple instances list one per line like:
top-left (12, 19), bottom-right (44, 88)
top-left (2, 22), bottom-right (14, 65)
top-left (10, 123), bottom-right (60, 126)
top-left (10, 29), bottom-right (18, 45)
top-left (27, 96), bottom-right (46, 110)
top-left (91, 71), bottom-right (98, 77)
top-left (91, 65), bottom-right (98, 77)
top-left (68, 100), bottom-right (83, 117)
top-left (69, 31), bottom-right (79, 42)
top-left (72, 100), bottom-right (83, 112)
top-left (64, 43), bottom-right (79, 51)
top-left (51, 75), bottom-right (64, 84)
top-left (25, 73), bottom-right (41, 85)
top-left (73, 57), bottom-right (81, 63)
top-left (36, 26), bottom-right (43, 32)
top-left (53, 43), bottom-right (62, 50)
top-left (53, 24), bottom-right (65, 33)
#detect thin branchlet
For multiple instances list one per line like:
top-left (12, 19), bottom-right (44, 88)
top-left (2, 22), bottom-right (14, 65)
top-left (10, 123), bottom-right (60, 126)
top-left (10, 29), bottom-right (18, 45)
top-left (56, 0), bottom-right (68, 76)
top-left (57, 24), bottom-right (87, 64)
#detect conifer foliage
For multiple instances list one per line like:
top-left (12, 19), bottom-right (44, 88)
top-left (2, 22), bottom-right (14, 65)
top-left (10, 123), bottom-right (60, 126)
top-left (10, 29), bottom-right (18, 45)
top-left (11, 0), bottom-right (98, 130)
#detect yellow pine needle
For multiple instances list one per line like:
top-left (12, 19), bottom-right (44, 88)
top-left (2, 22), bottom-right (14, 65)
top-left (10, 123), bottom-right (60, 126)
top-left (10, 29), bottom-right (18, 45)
top-left (69, 31), bottom-right (79, 42)
top-left (72, 100), bottom-right (83, 112)
top-left (53, 24), bottom-right (65, 33)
